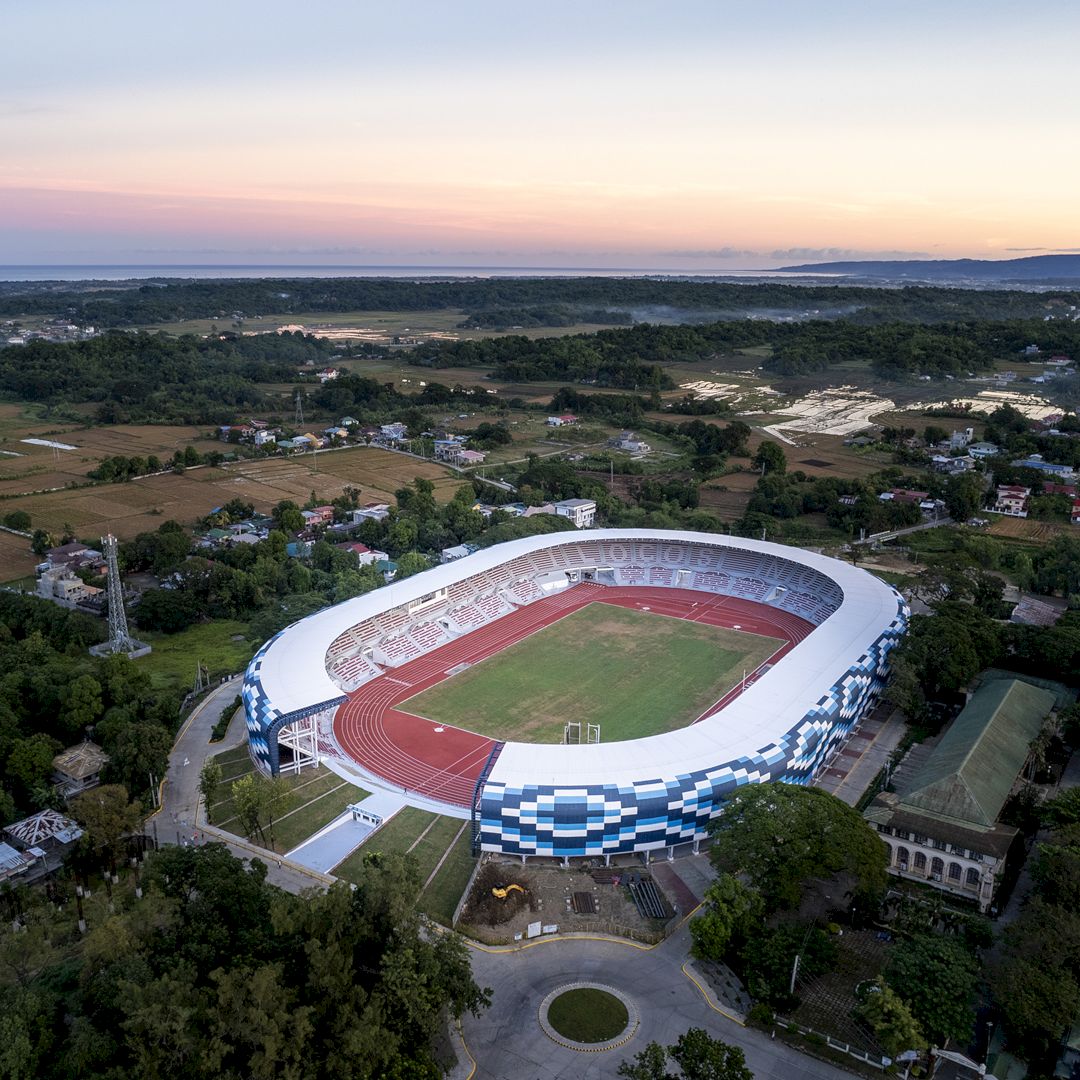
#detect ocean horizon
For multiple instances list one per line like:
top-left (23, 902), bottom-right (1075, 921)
top-left (0, 264), bottom-right (838, 283)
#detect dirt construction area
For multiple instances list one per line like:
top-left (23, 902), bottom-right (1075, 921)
top-left (457, 859), bottom-right (677, 946)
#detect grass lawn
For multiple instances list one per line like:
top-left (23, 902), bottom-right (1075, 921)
top-left (546, 988), bottom-right (629, 1043)
top-left (418, 826), bottom-right (477, 926)
top-left (331, 805), bottom-right (471, 914)
top-left (400, 602), bottom-right (782, 743)
top-left (139, 620), bottom-right (254, 693)
top-left (207, 759), bottom-right (369, 853)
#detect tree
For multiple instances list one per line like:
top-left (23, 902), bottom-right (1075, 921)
top-left (943, 473), bottom-right (984, 522)
top-left (1030, 823), bottom-right (1080, 909)
top-left (271, 500), bottom-right (304, 534)
top-left (856, 979), bottom-right (925, 1058)
top-left (60, 674), bottom-right (103, 738)
top-left (394, 551), bottom-right (431, 580)
top-left (752, 440), bottom-right (786, 475)
top-left (669, 1027), bottom-right (754, 1080)
top-left (708, 783), bottom-right (888, 911)
top-left (617, 1029), bottom-right (753, 1080)
top-left (690, 873), bottom-right (763, 961)
top-left (108, 720), bottom-right (172, 798)
top-left (230, 774), bottom-right (287, 843)
top-left (69, 783), bottom-right (144, 857)
top-left (2, 510), bottom-right (31, 531)
top-left (199, 759), bottom-right (222, 818)
top-left (7, 734), bottom-right (62, 803)
top-left (885, 933), bottom-right (978, 1046)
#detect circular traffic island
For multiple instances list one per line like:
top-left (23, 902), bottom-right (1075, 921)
top-left (539, 983), bottom-right (639, 1051)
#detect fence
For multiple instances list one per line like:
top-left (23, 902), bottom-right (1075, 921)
top-left (774, 1017), bottom-right (887, 1071)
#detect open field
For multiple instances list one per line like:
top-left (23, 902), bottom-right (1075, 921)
top-left (143, 308), bottom-right (627, 344)
top-left (138, 620), bottom-right (255, 694)
top-left (401, 602), bottom-right (782, 743)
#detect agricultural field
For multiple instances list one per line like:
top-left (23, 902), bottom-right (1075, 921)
top-left (0, 446), bottom-right (464, 578)
top-left (401, 602), bottom-right (782, 743)
top-left (0, 404), bottom-right (224, 494)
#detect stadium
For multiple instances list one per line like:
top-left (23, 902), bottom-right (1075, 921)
top-left (243, 529), bottom-right (907, 862)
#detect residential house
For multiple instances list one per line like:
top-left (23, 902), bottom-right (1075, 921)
top-left (379, 422), bottom-right (408, 443)
top-left (317, 367), bottom-right (341, 383)
top-left (968, 441), bottom-right (1000, 459)
top-left (350, 503), bottom-right (391, 524)
top-left (324, 427), bottom-right (349, 441)
top-left (36, 567), bottom-right (103, 609)
top-left (4, 809), bottom-right (83, 866)
top-left (335, 541), bottom-right (387, 568)
top-left (1043, 481), bottom-right (1077, 497)
top-left (948, 427), bottom-right (974, 450)
top-left (41, 542), bottom-right (102, 572)
top-left (992, 485), bottom-right (1031, 517)
top-left (611, 430), bottom-right (651, 454)
top-left (52, 741), bottom-right (109, 797)
top-left (301, 506), bottom-right (335, 528)
top-left (441, 543), bottom-right (477, 563)
top-left (1072, 500), bottom-right (1080, 526)
top-left (339, 416), bottom-right (360, 428)
top-left (253, 428), bottom-right (278, 447)
top-left (459, 449), bottom-right (487, 465)
top-left (554, 498), bottom-right (597, 528)
top-left (374, 558), bottom-right (398, 581)
top-left (864, 678), bottom-right (1057, 913)
top-left (546, 414), bottom-right (578, 427)
top-left (931, 454), bottom-right (975, 475)
top-left (878, 488), bottom-right (929, 506)
top-left (1011, 453), bottom-right (1076, 480)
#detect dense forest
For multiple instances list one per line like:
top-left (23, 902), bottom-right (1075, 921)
top-left (0, 332), bottom-right (327, 423)
top-left (0, 275), bottom-right (1075, 328)
top-left (0, 843), bottom-right (488, 1079)
top-left (410, 316), bottom-right (1080, 381)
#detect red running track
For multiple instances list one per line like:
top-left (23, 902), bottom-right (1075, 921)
top-left (331, 583), bottom-right (815, 807)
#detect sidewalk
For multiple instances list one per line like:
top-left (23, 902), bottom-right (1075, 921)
top-left (815, 707), bottom-right (907, 807)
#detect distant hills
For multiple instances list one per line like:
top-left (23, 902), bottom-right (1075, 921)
top-left (776, 253), bottom-right (1080, 282)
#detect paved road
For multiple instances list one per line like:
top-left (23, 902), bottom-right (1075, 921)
top-left (461, 925), bottom-right (852, 1080)
top-left (146, 677), bottom-right (332, 893)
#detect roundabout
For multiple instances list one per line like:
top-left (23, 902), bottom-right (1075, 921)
top-left (539, 982), bottom-right (639, 1051)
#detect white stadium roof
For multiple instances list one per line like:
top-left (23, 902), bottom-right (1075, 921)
top-left (252, 529), bottom-right (901, 790)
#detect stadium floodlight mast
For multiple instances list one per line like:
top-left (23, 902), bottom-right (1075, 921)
top-left (89, 534), bottom-right (151, 659)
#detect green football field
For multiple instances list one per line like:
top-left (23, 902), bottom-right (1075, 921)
top-left (399, 601), bottom-right (783, 743)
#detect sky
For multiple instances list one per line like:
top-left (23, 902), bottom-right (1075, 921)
top-left (2, 0), bottom-right (1078, 269)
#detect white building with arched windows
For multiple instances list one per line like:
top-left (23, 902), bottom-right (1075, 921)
top-left (864, 678), bottom-right (1056, 912)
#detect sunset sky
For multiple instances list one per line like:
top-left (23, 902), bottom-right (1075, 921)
top-left (3, 1), bottom-right (1078, 268)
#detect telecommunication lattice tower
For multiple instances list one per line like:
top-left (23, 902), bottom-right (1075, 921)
top-left (89, 534), bottom-right (151, 659)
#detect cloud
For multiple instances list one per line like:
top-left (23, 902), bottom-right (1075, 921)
top-left (659, 248), bottom-right (760, 260)
top-left (769, 247), bottom-right (931, 261)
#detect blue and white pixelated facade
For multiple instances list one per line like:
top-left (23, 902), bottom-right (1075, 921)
top-left (243, 529), bottom-right (907, 858)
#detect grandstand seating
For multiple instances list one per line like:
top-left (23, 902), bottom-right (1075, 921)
top-left (507, 579), bottom-right (543, 605)
top-left (410, 621), bottom-right (446, 650)
top-left (324, 536), bottom-right (844, 691)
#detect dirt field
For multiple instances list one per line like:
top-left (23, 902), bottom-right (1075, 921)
top-left (0, 446), bottom-right (464, 579)
top-left (458, 858), bottom-right (675, 945)
top-left (987, 516), bottom-right (1076, 541)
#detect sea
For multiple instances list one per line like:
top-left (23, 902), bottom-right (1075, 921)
top-left (0, 264), bottom-right (839, 283)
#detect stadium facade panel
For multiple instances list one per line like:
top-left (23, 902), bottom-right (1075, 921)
top-left (243, 529), bottom-right (907, 858)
